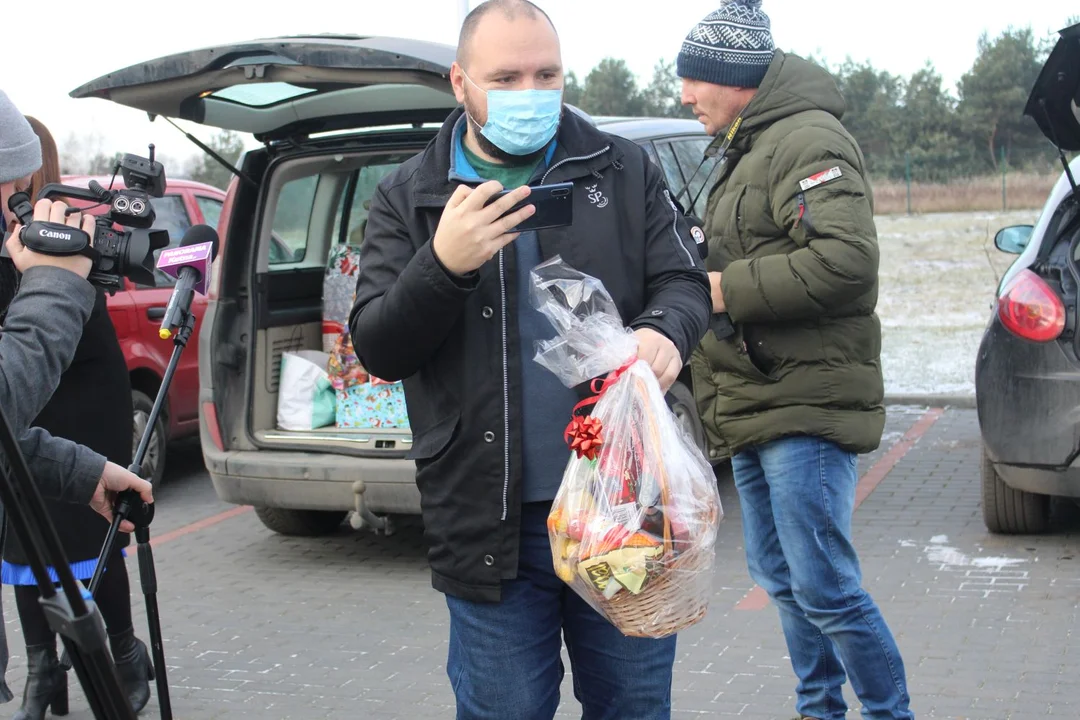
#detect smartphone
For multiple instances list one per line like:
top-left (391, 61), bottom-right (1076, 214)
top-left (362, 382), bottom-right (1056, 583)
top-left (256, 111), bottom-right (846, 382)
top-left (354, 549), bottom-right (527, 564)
top-left (485, 181), bottom-right (574, 233)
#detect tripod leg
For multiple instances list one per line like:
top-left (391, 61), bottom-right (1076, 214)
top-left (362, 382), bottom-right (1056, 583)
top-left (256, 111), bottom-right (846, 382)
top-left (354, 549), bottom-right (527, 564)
top-left (59, 514), bottom-right (125, 672)
top-left (135, 527), bottom-right (172, 720)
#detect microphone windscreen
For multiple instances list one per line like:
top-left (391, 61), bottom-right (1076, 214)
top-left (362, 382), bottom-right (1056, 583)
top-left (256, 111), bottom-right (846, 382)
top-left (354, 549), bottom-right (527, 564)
top-left (179, 224), bottom-right (219, 260)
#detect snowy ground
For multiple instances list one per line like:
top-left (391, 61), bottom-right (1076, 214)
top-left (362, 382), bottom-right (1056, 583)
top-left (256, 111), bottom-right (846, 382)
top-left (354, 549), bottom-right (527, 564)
top-left (876, 209), bottom-right (1041, 397)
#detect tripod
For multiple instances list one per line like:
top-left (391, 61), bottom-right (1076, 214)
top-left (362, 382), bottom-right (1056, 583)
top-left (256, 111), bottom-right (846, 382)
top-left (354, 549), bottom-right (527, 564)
top-left (0, 397), bottom-right (139, 718)
top-left (52, 309), bottom-right (196, 719)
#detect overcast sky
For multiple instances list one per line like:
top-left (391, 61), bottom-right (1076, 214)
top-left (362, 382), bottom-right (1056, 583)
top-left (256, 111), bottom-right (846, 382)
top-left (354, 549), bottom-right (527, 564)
top-left (3, 0), bottom-right (1076, 170)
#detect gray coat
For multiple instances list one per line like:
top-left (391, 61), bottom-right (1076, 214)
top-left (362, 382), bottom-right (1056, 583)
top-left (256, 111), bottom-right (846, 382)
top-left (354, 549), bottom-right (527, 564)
top-left (0, 264), bottom-right (109, 699)
top-left (0, 265), bottom-right (108, 502)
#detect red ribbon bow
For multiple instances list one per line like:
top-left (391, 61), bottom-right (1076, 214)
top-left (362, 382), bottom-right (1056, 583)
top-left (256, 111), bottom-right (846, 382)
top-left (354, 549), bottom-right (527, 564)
top-left (563, 359), bottom-right (635, 460)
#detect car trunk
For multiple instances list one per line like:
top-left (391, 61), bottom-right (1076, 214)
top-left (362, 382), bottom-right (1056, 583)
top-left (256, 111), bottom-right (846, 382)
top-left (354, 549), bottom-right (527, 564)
top-left (243, 138), bottom-right (433, 456)
top-left (979, 21), bottom-right (1080, 468)
top-left (68, 34), bottom-right (459, 458)
top-left (1025, 21), bottom-right (1080, 356)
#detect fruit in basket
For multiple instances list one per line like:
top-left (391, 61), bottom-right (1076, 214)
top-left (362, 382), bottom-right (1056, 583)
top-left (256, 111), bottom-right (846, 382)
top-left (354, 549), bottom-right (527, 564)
top-left (551, 535), bottom-right (578, 583)
top-left (580, 521), bottom-right (631, 558)
top-left (549, 490), bottom-right (598, 542)
top-left (547, 507), bottom-right (567, 535)
top-left (561, 538), bottom-right (580, 560)
top-left (555, 560), bottom-right (576, 584)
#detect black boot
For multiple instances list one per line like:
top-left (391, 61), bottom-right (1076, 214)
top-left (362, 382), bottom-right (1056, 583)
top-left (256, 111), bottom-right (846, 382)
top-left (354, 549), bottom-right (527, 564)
top-left (109, 628), bottom-right (154, 714)
top-left (14, 644), bottom-right (68, 720)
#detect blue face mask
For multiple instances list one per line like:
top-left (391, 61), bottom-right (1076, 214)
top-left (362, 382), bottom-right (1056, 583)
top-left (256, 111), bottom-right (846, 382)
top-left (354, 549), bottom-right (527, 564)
top-left (464, 72), bottom-right (562, 156)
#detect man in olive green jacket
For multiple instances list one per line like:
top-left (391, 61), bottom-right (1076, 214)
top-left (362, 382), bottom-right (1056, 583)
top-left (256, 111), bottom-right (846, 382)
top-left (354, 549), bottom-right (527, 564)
top-left (676, 2), bottom-right (914, 719)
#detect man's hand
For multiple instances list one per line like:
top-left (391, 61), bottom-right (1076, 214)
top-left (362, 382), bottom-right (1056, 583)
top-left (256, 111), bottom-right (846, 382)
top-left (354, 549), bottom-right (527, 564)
top-left (634, 328), bottom-right (682, 393)
top-left (432, 181), bottom-right (536, 276)
top-left (5, 199), bottom-right (95, 278)
top-left (90, 462), bottom-right (154, 533)
top-left (709, 271), bottom-right (726, 313)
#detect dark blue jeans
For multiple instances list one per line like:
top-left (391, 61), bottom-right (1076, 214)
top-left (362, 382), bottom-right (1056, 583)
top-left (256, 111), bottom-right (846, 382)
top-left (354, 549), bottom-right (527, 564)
top-left (444, 502), bottom-right (677, 720)
top-left (732, 436), bottom-right (914, 720)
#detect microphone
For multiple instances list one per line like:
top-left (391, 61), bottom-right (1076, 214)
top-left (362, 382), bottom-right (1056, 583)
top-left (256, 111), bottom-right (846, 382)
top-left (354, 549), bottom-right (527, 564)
top-left (155, 224), bottom-right (219, 340)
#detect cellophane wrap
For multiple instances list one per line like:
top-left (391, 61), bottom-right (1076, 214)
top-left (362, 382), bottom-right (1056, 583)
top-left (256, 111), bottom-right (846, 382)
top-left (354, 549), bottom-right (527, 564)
top-left (530, 256), bottom-right (723, 638)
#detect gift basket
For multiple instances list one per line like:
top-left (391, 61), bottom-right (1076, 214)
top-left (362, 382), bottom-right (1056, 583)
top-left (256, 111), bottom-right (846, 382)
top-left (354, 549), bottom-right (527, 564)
top-left (531, 256), bottom-right (723, 638)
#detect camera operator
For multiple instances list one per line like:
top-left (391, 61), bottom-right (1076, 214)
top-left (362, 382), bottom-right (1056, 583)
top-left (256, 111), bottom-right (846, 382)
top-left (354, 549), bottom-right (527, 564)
top-left (0, 90), bottom-right (153, 525)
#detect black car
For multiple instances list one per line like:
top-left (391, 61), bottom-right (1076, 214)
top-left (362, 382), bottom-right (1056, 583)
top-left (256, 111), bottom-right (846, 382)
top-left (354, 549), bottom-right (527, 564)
top-left (70, 35), bottom-right (722, 536)
top-left (975, 21), bottom-right (1080, 534)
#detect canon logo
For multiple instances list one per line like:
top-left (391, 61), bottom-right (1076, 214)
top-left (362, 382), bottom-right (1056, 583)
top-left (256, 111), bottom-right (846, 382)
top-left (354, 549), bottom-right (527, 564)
top-left (40, 229), bottom-right (73, 241)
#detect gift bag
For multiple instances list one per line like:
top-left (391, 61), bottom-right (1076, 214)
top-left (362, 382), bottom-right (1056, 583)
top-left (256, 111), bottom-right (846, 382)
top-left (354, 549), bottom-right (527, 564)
top-left (322, 244), bottom-right (362, 353)
top-left (531, 256), bottom-right (723, 638)
top-left (336, 377), bottom-right (410, 429)
top-left (276, 350), bottom-right (336, 431)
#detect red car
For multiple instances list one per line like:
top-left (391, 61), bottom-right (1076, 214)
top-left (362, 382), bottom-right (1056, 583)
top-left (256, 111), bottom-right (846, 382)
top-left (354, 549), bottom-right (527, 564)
top-left (62, 174), bottom-right (227, 485)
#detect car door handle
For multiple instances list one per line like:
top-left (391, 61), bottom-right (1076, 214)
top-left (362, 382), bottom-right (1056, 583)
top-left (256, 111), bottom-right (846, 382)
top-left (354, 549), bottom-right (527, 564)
top-left (147, 307), bottom-right (166, 320)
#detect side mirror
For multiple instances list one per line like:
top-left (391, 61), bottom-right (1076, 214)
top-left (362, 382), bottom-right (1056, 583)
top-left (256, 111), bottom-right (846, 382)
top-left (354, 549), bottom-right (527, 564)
top-left (994, 225), bottom-right (1034, 254)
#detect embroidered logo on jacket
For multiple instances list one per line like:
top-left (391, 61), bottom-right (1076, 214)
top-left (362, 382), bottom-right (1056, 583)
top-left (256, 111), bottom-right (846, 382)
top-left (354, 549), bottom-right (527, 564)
top-left (585, 184), bottom-right (609, 209)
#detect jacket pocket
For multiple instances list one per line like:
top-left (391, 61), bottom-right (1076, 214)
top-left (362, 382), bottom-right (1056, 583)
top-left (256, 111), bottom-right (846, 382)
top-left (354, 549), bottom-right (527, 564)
top-left (406, 411), bottom-right (460, 461)
top-left (703, 324), bottom-right (777, 385)
top-left (733, 339), bottom-right (777, 384)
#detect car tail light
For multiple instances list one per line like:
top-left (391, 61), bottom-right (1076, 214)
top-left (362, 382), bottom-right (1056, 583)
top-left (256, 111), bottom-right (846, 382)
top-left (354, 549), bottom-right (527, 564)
top-left (997, 269), bottom-right (1066, 342)
top-left (201, 401), bottom-right (225, 452)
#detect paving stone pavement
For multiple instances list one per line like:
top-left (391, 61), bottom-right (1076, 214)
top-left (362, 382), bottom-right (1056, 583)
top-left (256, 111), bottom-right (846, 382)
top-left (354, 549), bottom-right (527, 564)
top-left (1, 408), bottom-right (1077, 719)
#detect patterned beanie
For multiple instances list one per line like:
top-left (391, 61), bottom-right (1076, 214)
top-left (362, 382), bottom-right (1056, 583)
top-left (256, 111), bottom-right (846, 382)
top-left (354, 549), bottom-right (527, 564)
top-left (676, 0), bottom-right (776, 89)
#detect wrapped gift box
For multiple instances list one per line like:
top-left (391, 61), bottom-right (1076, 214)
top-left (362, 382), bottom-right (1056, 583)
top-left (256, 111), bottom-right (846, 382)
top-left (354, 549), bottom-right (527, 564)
top-left (327, 326), bottom-right (369, 391)
top-left (336, 379), bottom-right (410, 430)
top-left (323, 244), bottom-right (362, 353)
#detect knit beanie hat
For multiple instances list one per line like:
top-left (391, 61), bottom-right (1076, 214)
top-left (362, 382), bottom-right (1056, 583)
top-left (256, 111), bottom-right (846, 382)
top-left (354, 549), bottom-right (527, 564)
top-left (676, 0), bottom-right (776, 89)
top-left (0, 90), bottom-right (42, 184)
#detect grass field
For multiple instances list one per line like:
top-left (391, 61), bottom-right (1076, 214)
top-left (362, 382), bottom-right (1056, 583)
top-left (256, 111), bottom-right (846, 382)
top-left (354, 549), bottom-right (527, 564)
top-left (875, 208), bottom-right (1041, 396)
top-left (869, 172), bottom-right (1057, 215)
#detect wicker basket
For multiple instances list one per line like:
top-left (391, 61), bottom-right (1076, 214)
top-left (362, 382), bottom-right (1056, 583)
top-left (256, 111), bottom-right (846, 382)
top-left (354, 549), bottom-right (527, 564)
top-left (590, 384), bottom-right (718, 638)
top-left (553, 373), bottom-right (721, 638)
top-left (599, 544), bottom-right (714, 638)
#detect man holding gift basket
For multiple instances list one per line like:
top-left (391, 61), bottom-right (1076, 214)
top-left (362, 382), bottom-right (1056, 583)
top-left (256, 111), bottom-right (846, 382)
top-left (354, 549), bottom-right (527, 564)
top-left (349, 1), bottom-right (715, 717)
top-left (676, 2), bottom-right (914, 719)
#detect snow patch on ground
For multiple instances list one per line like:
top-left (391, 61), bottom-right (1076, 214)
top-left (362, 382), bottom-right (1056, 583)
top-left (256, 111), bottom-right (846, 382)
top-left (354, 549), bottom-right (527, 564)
top-left (900, 534), bottom-right (1031, 569)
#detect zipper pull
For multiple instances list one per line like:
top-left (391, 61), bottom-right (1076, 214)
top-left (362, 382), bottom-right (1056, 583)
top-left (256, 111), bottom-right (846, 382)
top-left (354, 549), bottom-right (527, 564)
top-left (794, 192), bottom-right (806, 230)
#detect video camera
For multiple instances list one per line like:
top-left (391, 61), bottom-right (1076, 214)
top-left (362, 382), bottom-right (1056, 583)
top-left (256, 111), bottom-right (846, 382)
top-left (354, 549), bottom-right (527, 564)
top-left (2, 146), bottom-right (170, 291)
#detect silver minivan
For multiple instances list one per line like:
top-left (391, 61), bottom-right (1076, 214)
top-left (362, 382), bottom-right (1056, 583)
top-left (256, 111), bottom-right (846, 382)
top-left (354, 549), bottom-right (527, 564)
top-left (75, 35), bottom-right (718, 537)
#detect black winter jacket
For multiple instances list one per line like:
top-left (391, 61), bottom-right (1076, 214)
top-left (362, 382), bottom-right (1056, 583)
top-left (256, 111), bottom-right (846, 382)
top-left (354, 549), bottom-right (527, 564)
top-left (349, 107), bottom-right (711, 602)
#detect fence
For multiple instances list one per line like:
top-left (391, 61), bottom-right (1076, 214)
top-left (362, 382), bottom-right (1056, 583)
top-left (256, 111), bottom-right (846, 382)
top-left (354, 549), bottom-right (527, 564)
top-left (870, 169), bottom-right (1057, 216)
top-left (865, 145), bottom-right (1068, 216)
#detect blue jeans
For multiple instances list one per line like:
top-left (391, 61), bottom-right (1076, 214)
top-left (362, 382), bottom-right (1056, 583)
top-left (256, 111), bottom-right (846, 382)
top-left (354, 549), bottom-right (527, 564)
top-left (732, 436), bottom-right (913, 720)
top-left (444, 502), bottom-right (677, 720)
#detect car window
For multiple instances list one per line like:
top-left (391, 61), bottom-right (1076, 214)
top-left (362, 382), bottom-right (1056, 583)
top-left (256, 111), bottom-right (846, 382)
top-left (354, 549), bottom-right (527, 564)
top-left (637, 140), bottom-right (659, 165)
top-left (269, 176), bottom-right (317, 265)
top-left (331, 163), bottom-right (402, 246)
top-left (671, 138), bottom-right (719, 219)
top-left (267, 157), bottom-right (410, 271)
top-left (654, 142), bottom-right (686, 203)
top-left (142, 194), bottom-right (193, 288)
top-left (195, 195), bottom-right (223, 231)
